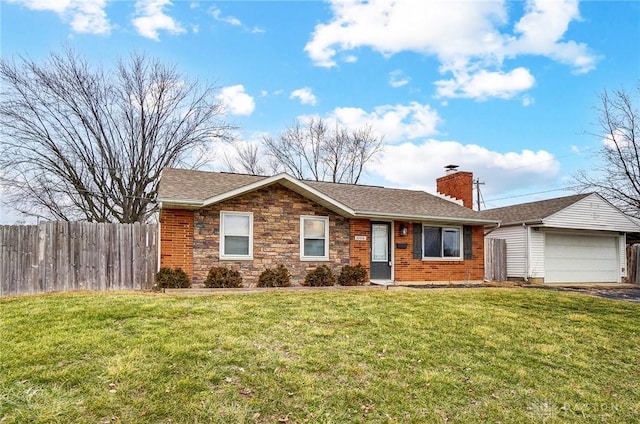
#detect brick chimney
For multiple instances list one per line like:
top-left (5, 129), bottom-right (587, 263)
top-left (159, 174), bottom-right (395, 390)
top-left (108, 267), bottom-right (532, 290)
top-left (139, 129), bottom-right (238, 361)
top-left (436, 165), bottom-right (473, 209)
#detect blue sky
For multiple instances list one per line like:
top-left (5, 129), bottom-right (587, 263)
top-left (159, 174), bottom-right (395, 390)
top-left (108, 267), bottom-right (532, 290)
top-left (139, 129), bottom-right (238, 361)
top-left (1, 0), bottom-right (639, 223)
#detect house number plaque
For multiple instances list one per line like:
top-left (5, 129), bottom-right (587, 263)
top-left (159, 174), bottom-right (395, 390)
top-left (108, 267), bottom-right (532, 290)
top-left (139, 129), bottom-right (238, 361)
top-left (354, 235), bottom-right (367, 241)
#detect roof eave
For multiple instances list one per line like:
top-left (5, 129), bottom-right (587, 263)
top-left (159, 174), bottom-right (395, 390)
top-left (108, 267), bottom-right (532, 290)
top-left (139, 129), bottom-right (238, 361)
top-left (353, 211), bottom-right (500, 225)
top-left (491, 219), bottom-right (545, 226)
top-left (157, 198), bottom-right (204, 209)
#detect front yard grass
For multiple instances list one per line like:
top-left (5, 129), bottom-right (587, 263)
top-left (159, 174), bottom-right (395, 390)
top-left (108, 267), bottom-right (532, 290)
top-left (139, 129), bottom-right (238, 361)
top-left (1, 288), bottom-right (639, 423)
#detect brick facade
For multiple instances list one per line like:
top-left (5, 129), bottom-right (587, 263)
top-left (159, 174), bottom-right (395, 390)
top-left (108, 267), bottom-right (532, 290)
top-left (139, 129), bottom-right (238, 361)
top-left (349, 219), bottom-right (485, 282)
top-left (160, 183), bottom-right (486, 286)
top-left (159, 209), bottom-right (194, 277)
top-left (436, 171), bottom-right (474, 209)
top-left (191, 184), bottom-right (350, 286)
top-left (394, 222), bottom-right (484, 282)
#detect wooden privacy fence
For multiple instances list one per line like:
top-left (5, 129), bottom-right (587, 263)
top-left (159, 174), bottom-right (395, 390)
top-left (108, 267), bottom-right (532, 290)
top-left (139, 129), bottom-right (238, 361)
top-left (484, 238), bottom-right (507, 282)
top-left (0, 222), bottom-right (158, 296)
top-left (626, 244), bottom-right (640, 284)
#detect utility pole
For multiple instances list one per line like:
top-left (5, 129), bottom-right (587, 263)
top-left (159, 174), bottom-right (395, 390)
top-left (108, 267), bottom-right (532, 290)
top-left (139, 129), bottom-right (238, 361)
top-left (474, 178), bottom-right (485, 211)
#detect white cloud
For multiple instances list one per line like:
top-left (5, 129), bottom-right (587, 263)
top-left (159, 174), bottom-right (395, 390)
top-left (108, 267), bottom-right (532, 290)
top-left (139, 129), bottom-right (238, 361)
top-left (521, 95), bottom-right (535, 107)
top-left (132, 0), bottom-right (185, 41)
top-left (603, 128), bottom-right (634, 150)
top-left (8, 0), bottom-right (111, 34)
top-left (326, 101), bottom-right (441, 143)
top-left (211, 7), bottom-right (241, 26)
top-left (369, 139), bottom-right (560, 195)
top-left (304, 0), bottom-right (596, 100)
top-left (290, 87), bottom-right (317, 106)
top-left (217, 85), bottom-right (256, 116)
top-left (508, 0), bottom-right (597, 74)
top-left (389, 69), bottom-right (409, 88)
top-left (69, 0), bottom-right (110, 33)
top-left (435, 67), bottom-right (535, 100)
top-left (570, 145), bottom-right (580, 153)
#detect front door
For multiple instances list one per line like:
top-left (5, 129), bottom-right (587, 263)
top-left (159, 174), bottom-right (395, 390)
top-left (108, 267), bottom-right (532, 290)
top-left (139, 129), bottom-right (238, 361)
top-left (370, 222), bottom-right (392, 280)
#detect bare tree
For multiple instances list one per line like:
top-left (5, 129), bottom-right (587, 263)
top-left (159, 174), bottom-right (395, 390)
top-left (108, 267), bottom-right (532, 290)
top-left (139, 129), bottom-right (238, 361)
top-left (0, 49), bottom-right (232, 223)
top-left (573, 83), bottom-right (640, 218)
top-left (254, 117), bottom-right (383, 183)
top-left (224, 142), bottom-right (268, 176)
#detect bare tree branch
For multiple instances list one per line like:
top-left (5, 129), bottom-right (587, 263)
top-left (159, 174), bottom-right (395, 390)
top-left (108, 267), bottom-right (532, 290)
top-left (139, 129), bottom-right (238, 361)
top-left (573, 82), bottom-right (640, 218)
top-left (0, 48), bottom-right (233, 223)
top-left (231, 118), bottom-right (383, 183)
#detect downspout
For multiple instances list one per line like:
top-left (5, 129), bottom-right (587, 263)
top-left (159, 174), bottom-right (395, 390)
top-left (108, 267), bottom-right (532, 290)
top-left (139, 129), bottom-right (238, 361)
top-left (523, 223), bottom-right (529, 282)
top-left (484, 222), bottom-right (501, 236)
top-left (157, 205), bottom-right (162, 274)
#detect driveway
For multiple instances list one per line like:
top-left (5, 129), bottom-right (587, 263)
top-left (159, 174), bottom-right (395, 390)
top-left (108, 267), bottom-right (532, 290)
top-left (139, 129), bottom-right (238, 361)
top-left (527, 286), bottom-right (640, 303)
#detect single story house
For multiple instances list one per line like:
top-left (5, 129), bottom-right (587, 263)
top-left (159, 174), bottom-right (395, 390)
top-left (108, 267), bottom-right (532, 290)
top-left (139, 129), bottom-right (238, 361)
top-left (480, 193), bottom-right (640, 284)
top-left (157, 167), bottom-right (499, 286)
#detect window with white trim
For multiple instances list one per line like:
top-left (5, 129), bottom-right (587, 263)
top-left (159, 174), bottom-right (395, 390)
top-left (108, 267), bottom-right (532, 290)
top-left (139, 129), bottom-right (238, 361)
top-left (220, 211), bottom-right (253, 259)
top-left (300, 216), bottom-right (329, 260)
top-left (423, 225), bottom-right (461, 259)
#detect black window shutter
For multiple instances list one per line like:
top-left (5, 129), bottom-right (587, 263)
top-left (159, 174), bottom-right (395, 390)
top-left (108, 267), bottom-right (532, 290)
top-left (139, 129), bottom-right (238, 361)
top-left (463, 225), bottom-right (473, 260)
top-left (412, 223), bottom-right (422, 259)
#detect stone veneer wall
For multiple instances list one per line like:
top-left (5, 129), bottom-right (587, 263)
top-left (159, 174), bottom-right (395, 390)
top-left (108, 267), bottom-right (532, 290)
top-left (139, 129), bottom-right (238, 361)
top-left (192, 184), bottom-right (350, 286)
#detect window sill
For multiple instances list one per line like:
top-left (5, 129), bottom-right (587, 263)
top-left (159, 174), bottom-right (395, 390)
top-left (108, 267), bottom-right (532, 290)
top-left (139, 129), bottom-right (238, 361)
top-left (422, 257), bottom-right (463, 261)
top-left (220, 255), bottom-right (253, 261)
top-left (300, 256), bottom-right (329, 262)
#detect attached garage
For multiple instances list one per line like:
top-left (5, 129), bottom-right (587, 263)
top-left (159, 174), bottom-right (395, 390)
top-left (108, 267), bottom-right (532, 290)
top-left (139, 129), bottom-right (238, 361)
top-left (545, 233), bottom-right (619, 283)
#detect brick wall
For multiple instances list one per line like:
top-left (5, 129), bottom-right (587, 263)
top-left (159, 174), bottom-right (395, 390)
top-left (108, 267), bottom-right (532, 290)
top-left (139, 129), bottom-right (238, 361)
top-left (192, 184), bottom-right (350, 286)
top-left (159, 209), bottom-right (194, 278)
top-left (349, 219), bottom-right (484, 282)
top-left (436, 171), bottom-right (473, 209)
top-left (394, 222), bottom-right (485, 282)
top-left (350, 219), bottom-right (371, 273)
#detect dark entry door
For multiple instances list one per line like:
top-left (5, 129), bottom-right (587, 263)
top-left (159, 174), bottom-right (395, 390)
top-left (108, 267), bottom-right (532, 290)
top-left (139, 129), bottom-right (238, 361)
top-left (370, 222), bottom-right (392, 280)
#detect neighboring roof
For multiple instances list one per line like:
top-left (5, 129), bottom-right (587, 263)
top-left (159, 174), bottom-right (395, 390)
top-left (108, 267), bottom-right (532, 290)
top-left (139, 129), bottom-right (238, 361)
top-left (158, 168), bottom-right (498, 224)
top-left (478, 192), bottom-right (592, 225)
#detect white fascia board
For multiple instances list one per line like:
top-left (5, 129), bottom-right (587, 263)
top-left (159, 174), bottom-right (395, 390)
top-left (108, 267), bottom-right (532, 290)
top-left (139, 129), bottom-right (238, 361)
top-left (156, 198), bottom-right (204, 208)
top-left (201, 173), bottom-right (356, 216)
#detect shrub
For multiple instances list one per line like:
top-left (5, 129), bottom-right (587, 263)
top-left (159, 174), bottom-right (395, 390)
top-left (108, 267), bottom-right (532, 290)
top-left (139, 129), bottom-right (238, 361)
top-left (338, 264), bottom-right (368, 286)
top-left (257, 264), bottom-right (292, 288)
top-left (204, 266), bottom-right (243, 288)
top-left (303, 265), bottom-right (336, 287)
top-left (155, 267), bottom-right (191, 289)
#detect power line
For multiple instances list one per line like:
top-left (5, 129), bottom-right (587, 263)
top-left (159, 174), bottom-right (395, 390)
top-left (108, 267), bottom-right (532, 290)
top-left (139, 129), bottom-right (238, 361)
top-left (484, 186), bottom-right (579, 203)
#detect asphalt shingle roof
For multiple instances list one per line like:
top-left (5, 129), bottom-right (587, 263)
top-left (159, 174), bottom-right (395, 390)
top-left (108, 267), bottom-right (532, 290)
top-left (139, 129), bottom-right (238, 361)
top-left (158, 168), bottom-right (495, 223)
top-left (478, 193), bottom-right (592, 224)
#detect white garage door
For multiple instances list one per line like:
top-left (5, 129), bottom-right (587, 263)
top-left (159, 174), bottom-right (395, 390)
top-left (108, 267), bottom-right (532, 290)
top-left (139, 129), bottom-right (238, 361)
top-left (545, 233), bottom-right (619, 283)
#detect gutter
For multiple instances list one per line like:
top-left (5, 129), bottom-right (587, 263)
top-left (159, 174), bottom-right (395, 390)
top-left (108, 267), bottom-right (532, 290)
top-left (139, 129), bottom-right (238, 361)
top-left (351, 211), bottom-right (500, 225)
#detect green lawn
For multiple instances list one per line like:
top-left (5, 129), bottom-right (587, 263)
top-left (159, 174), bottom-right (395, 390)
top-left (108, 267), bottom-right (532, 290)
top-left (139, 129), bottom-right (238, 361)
top-left (1, 289), bottom-right (639, 423)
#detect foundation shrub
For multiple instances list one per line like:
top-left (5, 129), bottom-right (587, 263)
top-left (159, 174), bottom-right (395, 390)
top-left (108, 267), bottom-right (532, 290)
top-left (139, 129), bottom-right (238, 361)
top-left (338, 264), bottom-right (368, 286)
top-left (303, 265), bottom-right (336, 287)
top-left (257, 264), bottom-right (292, 288)
top-left (155, 267), bottom-right (191, 289)
top-left (204, 266), bottom-right (243, 288)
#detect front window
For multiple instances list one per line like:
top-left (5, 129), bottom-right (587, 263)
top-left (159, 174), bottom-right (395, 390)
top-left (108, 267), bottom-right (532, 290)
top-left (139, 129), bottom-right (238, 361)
top-left (300, 216), bottom-right (329, 260)
top-left (423, 226), bottom-right (461, 259)
top-left (220, 212), bottom-right (253, 259)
